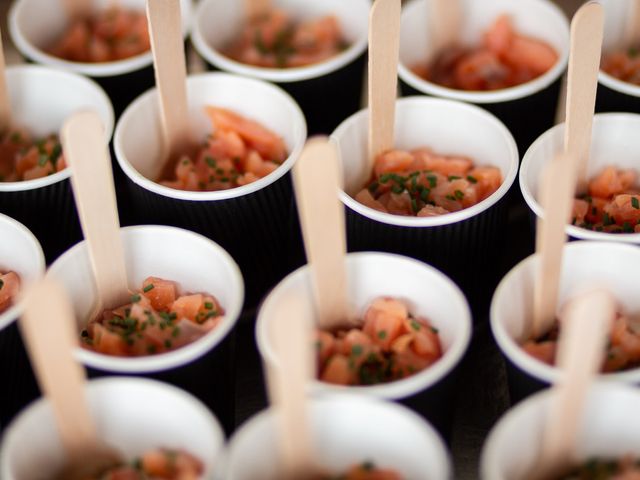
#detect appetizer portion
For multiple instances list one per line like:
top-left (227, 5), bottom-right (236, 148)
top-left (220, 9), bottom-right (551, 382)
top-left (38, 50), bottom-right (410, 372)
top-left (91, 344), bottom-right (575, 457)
top-left (85, 448), bottom-right (203, 480)
top-left (555, 456), bottom-right (640, 479)
top-left (319, 462), bottom-right (402, 480)
top-left (317, 298), bottom-right (443, 386)
top-left (602, 46), bottom-right (640, 86)
top-left (0, 129), bottom-right (65, 182)
top-left (354, 147), bottom-right (502, 217)
top-left (412, 15), bottom-right (558, 91)
top-left (82, 277), bottom-right (224, 356)
top-left (572, 166), bottom-right (640, 233)
top-left (223, 9), bottom-right (349, 68)
top-left (159, 106), bottom-right (288, 191)
top-left (0, 270), bottom-right (20, 314)
top-left (49, 7), bottom-right (151, 63)
top-left (523, 309), bottom-right (640, 373)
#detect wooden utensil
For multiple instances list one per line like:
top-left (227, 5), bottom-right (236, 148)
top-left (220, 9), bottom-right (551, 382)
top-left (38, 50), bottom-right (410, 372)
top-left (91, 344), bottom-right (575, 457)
top-left (62, 0), bottom-right (93, 20)
top-left (245, 0), bottom-right (271, 20)
top-left (266, 293), bottom-right (317, 479)
top-left (292, 137), bottom-right (350, 330)
top-left (430, 0), bottom-right (462, 56)
top-left (531, 289), bottom-right (615, 480)
top-left (625, 0), bottom-right (640, 48)
top-left (20, 279), bottom-right (122, 480)
top-left (61, 111), bottom-right (129, 316)
top-left (0, 29), bottom-right (11, 131)
top-left (368, 0), bottom-right (401, 168)
top-left (563, 1), bottom-right (604, 194)
top-left (146, 0), bottom-right (191, 163)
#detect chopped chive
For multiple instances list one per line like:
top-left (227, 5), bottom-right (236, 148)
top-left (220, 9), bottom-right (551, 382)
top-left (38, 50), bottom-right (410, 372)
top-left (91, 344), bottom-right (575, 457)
top-left (632, 197), bottom-right (640, 210)
top-left (9, 132), bottom-right (22, 143)
top-left (368, 181), bottom-right (379, 194)
top-left (50, 143), bottom-right (62, 166)
top-left (130, 294), bottom-right (141, 303)
top-left (205, 156), bottom-right (217, 168)
top-left (80, 329), bottom-right (89, 337)
top-left (466, 175), bottom-right (478, 184)
top-left (623, 221), bottom-right (634, 233)
top-left (164, 339), bottom-right (173, 349)
top-left (603, 212), bottom-right (614, 226)
top-left (454, 189), bottom-right (464, 200)
top-left (0, 279), bottom-right (3, 290)
top-left (147, 344), bottom-right (157, 354)
top-left (172, 327), bottom-right (181, 338)
top-left (205, 311), bottom-right (218, 319)
top-left (377, 330), bottom-right (387, 340)
top-left (446, 194), bottom-right (456, 201)
top-left (427, 175), bottom-right (437, 188)
top-left (391, 184), bottom-right (404, 194)
top-left (411, 198), bottom-right (418, 213)
top-left (410, 320), bottom-right (421, 331)
top-left (204, 302), bottom-right (213, 309)
top-left (38, 154), bottom-right (48, 167)
top-left (420, 188), bottom-right (430, 202)
top-left (379, 173), bottom-right (393, 183)
top-left (143, 284), bottom-right (154, 293)
top-left (430, 326), bottom-right (439, 334)
top-left (583, 195), bottom-right (593, 203)
top-left (448, 175), bottom-right (461, 181)
top-left (351, 344), bottom-right (363, 356)
top-left (169, 312), bottom-right (177, 321)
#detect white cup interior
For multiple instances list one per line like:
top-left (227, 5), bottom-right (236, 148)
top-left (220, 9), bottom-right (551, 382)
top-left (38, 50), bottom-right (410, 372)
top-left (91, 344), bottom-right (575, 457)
top-left (0, 377), bottom-right (224, 480)
top-left (256, 252), bottom-right (472, 399)
top-left (520, 113), bottom-right (640, 243)
top-left (9, 0), bottom-right (192, 77)
top-left (481, 383), bottom-right (640, 480)
top-left (331, 96), bottom-right (519, 228)
top-left (491, 241), bottom-right (640, 385)
top-left (0, 65), bottom-right (114, 193)
top-left (191, 0), bottom-right (370, 83)
top-left (225, 394), bottom-right (452, 480)
top-left (114, 72), bottom-right (307, 202)
top-left (46, 225), bottom-right (244, 373)
top-left (0, 213), bottom-right (45, 331)
top-left (398, 0), bottom-right (570, 104)
top-left (598, 0), bottom-right (640, 98)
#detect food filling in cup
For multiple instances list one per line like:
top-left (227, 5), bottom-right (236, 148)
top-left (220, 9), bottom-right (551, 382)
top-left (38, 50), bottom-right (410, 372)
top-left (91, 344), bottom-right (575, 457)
top-left (571, 166), bottom-right (640, 234)
top-left (81, 277), bottom-right (224, 356)
top-left (315, 461), bottom-right (402, 480)
top-left (602, 44), bottom-right (640, 86)
top-left (411, 15), bottom-right (558, 91)
top-left (48, 6), bottom-right (150, 63)
top-left (222, 9), bottom-right (350, 69)
top-left (158, 106), bottom-right (288, 191)
top-left (0, 270), bottom-right (20, 314)
top-left (354, 147), bottom-right (502, 217)
top-left (0, 129), bottom-right (65, 182)
top-left (316, 298), bottom-right (443, 386)
top-left (552, 455), bottom-right (640, 479)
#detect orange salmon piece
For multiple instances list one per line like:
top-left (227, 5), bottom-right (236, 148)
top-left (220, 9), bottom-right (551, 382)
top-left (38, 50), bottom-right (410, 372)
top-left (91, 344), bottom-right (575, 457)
top-left (171, 294), bottom-right (204, 322)
top-left (142, 277), bottom-right (177, 311)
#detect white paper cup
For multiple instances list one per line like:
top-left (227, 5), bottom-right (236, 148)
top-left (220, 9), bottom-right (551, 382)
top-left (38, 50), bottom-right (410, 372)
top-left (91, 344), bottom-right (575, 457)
top-left (491, 241), bottom-right (640, 403)
top-left (114, 72), bottom-right (306, 308)
top-left (597, 0), bottom-right (640, 106)
top-left (331, 96), bottom-right (518, 313)
top-left (256, 251), bottom-right (471, 436)
top-left (0, 65), bottom-right (114, 262)
top-left (481, 383), bottom-right (640, 480)
top-left (398, 0), bottom-right (569, 151)
top-left (0, 213), bottom-right (45, 332)
top-left (224, 394), bottom-right (452, 480)
top-left (9, 0), bottom-right (192, 78)
top-left (191, 0), bottom-right (369, 134)
top-left (0, 377), bottom-right (224, 480)
top-left (47, 225), bottom-right (243, 373)
top-left (520, 113), bottom-right (640, 244)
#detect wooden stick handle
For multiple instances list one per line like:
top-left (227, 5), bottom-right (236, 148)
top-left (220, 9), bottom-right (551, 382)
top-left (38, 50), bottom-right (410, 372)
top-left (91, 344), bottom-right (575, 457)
top-left (245, 0), bottom-right (271, 20)
top-left (19, 279), bottom-right (97, 456)
top-left (368, 0), bottom-right (401, 167)
top-left (293, 138), bottom-right (350, 330)
top-left (625, 0), bottom-right (640, 47)
top-left (61, 0), bottom-right (93, 19)
top-left (532, 153), bottom-right (577, 339)
top-left (267, 294), bottom-right (316, 478)
top-left (532, 290), bottom-right (615, 480)
top-left (563, 2), bottom-right (604, 194)
top-left (146, 0), bottom-right (191, 160)
top-left (62, 111), bottom-right (129, 310)
top-left (430, 0), bottom-right (462, 55)
top-left (0, 30), bottom-right (11, 131)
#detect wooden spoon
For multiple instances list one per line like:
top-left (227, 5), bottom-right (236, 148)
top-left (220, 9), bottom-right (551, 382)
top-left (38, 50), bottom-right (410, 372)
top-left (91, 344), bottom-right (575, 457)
top-left (61, 0), bottom-right (93, 20)
top-left (266, 293), bottom-right (317, 479)
top-left (61, 111), bottom-right (129, 317)
top-left (0, 28), bottom-right (11, 131)
top-left (245, 0), bottom-right (271, 21)
top-left (146, 0), bottom-right (191, 167)
top-left (368, 0), bottom-right (401, 169)
top-left (530, 289), bottom-right (616, 480)
top-left (563, 1), bottom-right (604, 194)
top-left (292, 137), bottom-right (350, 330)
top-left (625, 0), bottom-right (640, 48)
top-left (430, 0), bottom-right (462, 56)
top-left (19, 278), bottom-right (122, 480)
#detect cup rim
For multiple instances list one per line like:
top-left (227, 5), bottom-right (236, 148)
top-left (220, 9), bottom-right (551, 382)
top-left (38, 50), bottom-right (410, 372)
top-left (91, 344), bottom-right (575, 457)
top-left (0, 376), bottom-right (225, 480)
top-left (397, 0), bottom-right (570, 104)
top-left (480, 382), bottom-right (640, 480)
top-left (0, 64), bottom-right (115, 192)
top-left (332, 96), bottom-right (519, 228)
top-left (0, 213), bottom-right (45, 332)
top-left (256, 251), bottom-right (472, 399)
top-left (598, 70), bottom-right (640, 99)
top-left (490, 240), bottom-right (640, 385)
top-left (520, 112), bottom-right (640, 243)
top-left (8, 0), bottom-right (192, 78)
top-left (227, 393), bottom-right (452, 478)
top-left (113, 72), bottom-right (307, 202)
top-left (190, 0), bottom-right (370, 84)
top-left (46, 225), bottom-right (244, 374)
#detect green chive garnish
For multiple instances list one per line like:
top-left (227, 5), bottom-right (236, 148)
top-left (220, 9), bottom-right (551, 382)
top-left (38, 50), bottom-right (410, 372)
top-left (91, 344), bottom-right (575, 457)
top-left (205, 156), bottom-right (217, 168)
top-left (454, 189), bottom-right (464, 200)
top-left (448, 175), bottom-right (461, 181)
top-left (351, 344), bottom-right (363, 356)
top-left (410, 320), bottom-right (421, 331)
top-left (164, 339), bottom-right (172, 349)
top-left (38, 154), bottom-right (48, 167)
top-left (466, 175), bottom-right (478, 184)
top-left (377, 330), bottom-right (387, 340)
top-left (632, 197), bottom-right (640, 210)
top-left (130, 294), bottom-right (141, 303)
top-left (204, 302), bottom-right (213, 309)
top-left (143, 284), bottom-right (154, 293)
top-left (0, 279), bottom-right (3, 290)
